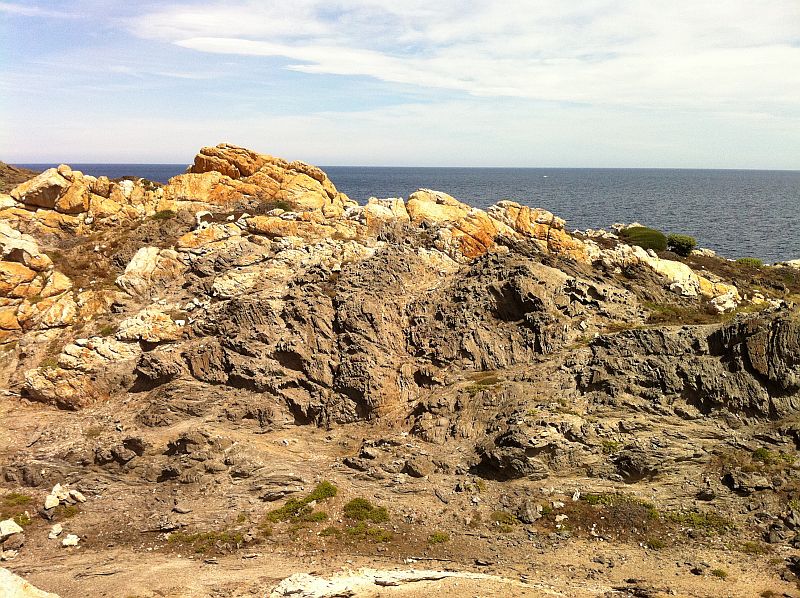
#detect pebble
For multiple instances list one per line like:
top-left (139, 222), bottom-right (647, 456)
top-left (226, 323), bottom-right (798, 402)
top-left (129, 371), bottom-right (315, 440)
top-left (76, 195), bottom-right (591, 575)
top-left (62, 534), bottom-right (80, 547)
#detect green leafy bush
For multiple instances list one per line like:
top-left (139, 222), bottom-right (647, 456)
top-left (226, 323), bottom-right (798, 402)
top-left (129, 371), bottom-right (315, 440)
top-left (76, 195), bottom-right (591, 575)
top-left (620, 226), bottom-right (667, 252)
top-left (666, 233), bottom-right (697, 256)
top-left (736, 257), bottom-right (763, 268)
top-left (343, 498), bottom-right (389, 523)
top-left (428, 531), bottom-right (450, 544)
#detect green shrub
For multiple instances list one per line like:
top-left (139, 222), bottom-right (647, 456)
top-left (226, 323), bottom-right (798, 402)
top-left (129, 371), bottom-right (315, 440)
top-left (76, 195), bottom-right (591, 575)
top-left (736, 257), bottom-right (763, 268)
top-left (711, 568), bottom-right (728, 579)
top-left (620, 226), bottom-right (667, 252)
top-left (151, 210), bottom-right (176, 220)
top-left (667, 233), bottom-right (697, 256)
top-left (306, 481), bottom-right (338, 502)
top-left (343, 498), bottom-right (389, 523)
top-left (428, 531), bottom-right (449, 544)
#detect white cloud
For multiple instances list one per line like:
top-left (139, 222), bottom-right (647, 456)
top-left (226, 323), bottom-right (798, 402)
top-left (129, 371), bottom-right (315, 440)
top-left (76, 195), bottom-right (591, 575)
top-left (127, 0), bottom-right (800, 117)
top-left (0, 1), bottom-right (74, 17)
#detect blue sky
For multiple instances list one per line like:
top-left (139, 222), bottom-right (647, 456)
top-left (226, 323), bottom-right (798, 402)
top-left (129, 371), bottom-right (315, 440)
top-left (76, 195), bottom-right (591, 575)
top-left (1, 0), bottom-right (798, 167)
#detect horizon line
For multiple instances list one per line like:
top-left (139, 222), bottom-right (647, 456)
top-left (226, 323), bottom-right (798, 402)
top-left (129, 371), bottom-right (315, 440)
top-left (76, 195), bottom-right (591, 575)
top-left (11, 162), bottom-right (800, 173)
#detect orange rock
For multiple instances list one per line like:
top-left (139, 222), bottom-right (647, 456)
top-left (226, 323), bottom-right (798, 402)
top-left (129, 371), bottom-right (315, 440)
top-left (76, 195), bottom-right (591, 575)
top-left (0, 261), bottom-right (38, 297)
top-left (10, 168), bottom-right (70, 209)
top-left (54, 179), bottom-right (90, 214)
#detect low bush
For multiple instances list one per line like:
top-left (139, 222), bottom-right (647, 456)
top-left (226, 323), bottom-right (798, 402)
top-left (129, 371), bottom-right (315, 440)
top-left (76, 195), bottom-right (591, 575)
top-left (343, 498), bottom-right (389, 523)
top-left (428, 531), bottom-right (450, 544)
top-left (736, 257), bottom-right (763, 268)
top-left (667, 233), bottom-right (697, 256)
top-left (620, 226), bottom-right (667, 252)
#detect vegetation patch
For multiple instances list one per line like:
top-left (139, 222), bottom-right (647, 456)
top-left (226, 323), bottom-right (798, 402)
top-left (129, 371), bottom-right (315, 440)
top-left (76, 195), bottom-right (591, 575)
top-left (619, 226), bottom-right (667, 252)
top-left (168, 530), bottom-right (245, 554)
top-left (344, 521), bottom-right (393, 542)
top-left (264, 481), bottom-right (337, 524)
top-left (736, 257), bottom-right (763, 268)
top-left (151, 210), bottom-right (176, 220)
top-left (490, 510), bottom-right (517, 525)
top-left (666, 233), bottom-right (697, 256)
top-left (664, 510), bottom-right (733, 534)
top-left (427, 531), bottom-right (450, 545)
top-left (710, 568), bottom-right (728, 579)
top-left (343, 498), bottom-right (389, 523)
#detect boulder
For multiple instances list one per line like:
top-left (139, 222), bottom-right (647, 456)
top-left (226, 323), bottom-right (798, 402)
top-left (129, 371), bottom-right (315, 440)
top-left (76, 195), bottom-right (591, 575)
top-left (10, 168), bottom-right (70, 209)
top-left (0, 568), bottom-right (60, 597)
top-left (0, 519), bottom-right (23, 541)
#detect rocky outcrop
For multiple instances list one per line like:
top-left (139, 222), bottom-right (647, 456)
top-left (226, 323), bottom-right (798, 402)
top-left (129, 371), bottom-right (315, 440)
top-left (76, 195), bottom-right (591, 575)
top-left (0, 568), bottom-right (59, 598)
top-left (0, 222), bottom-right (75, 343)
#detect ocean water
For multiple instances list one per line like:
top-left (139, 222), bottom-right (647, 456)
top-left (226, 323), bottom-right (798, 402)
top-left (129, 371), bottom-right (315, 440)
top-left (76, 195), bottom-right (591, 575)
top-left (18, 164), bottom-right (800, 263)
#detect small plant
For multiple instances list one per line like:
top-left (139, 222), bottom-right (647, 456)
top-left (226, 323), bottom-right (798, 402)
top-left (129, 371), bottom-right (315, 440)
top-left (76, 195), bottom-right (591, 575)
top-left (620, 226), bottom-right (667, 252)
top-left (428, 531), bottom-right (449, 545)
top-left (344, 521), bottom-right (392, 542)
top-left (490, 510), bottom-right (516, 525)
top-left (667, 233), bottom-right (697, 256)
top-left (151, 210), bottom-right (176, 220)
top-left (752, 447), bottom-right (794, 467)
top-left (168, 530), bottom-right (244, 554)
top-left (98, 324), bottom-right (116, 337)
top-left (40, 357), bottom-right (59, 370)
top-left (236, 512), bottom-right (248, 524)
top-left (736, 257), bottom-right (763, 268)
top-left (644, 537), bottom-right (665, 549)
top-left (319, 526), bottom-right (340, 537)
top-left (265, 481), bottom-right (338, 524)
top-left (739, 541), bottom-right (769, 555)
top-left (343, 498), bottom-right (389, 523)
top-left (601, 440), bottom-right (622, 454)
top-left (710, 568), bottom-right (728, 579)
top-left (306, 481), bottom-right (338, 502)
top-left (303, 511), bottom-right (328, 523)
top-left (665, 510), bottom-right (733, 533)
top-left (13, 512), bottom-right (32, 527)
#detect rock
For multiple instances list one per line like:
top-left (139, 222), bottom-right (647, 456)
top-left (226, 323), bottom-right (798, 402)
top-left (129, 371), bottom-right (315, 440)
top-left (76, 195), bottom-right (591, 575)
top-left (10, 168), bottom-right (70, 209)
top-left (115, 247), bottom-right (187, 299)
top-left (0, 567), bottom-right (61, 597)
top-left (0, 262), bottom-right (37, 298)
top-left (517, 499), bottom-right (543, 524)
top-left (43, 494), bottom-right (59, 510)
top-left (48, 523), bottom-right (63, 539)
top-left (402, 457), bottom-right (434, 478)
top-left (61, 534), bottom-right (79, 547)
top-left (0, 519), bottom-right (24, 541)
top-left (116, 308), bottom-right (184, 343)
top-left (2, 533), bottom-right (24, 551)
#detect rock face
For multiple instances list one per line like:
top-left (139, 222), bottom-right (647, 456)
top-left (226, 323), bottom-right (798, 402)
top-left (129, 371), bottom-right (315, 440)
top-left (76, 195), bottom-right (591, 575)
top-left (0, 568), bottom-right (60, 597)
top-left (3, 144), bottom-right (800, 595)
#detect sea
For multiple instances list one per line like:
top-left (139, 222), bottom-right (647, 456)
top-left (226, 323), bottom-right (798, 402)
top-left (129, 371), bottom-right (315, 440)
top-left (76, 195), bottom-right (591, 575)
top-left (18, 164), bottom-right (800, 264)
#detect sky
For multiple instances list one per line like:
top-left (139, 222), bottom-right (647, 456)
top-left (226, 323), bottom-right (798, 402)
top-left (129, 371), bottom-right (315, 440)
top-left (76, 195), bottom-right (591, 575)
top-left (0, 0), bottom-right (799, 168)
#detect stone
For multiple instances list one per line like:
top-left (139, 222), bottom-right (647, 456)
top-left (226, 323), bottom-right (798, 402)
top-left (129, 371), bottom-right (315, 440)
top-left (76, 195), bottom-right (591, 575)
top-left (2, 533), bottom-right (24, 551)
top-left (116, 308), bottom-right (184, 343)
top-left (61, 534), bottom-right (79, 547)
top-left (10, 168), bottom-right (70, 209)
top-left (0, 262), bottom-right (37, 298)
top-left (48, 523), bottom-right (63, 539)
top-left (517, 499), bottom-right (543, 524)
top-left (115, 247), bottom-right (187, 299)
top-left (0, 567), bottom-right (60, 597)
top-left (43, 494), bottom-right (59, 510)
top-left (0, 519), bottom-right (23, 540)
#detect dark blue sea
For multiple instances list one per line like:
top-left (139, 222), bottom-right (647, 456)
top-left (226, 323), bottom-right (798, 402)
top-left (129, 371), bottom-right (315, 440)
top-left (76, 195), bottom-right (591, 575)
top-left (18, 164), bottom-right (800, 263)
